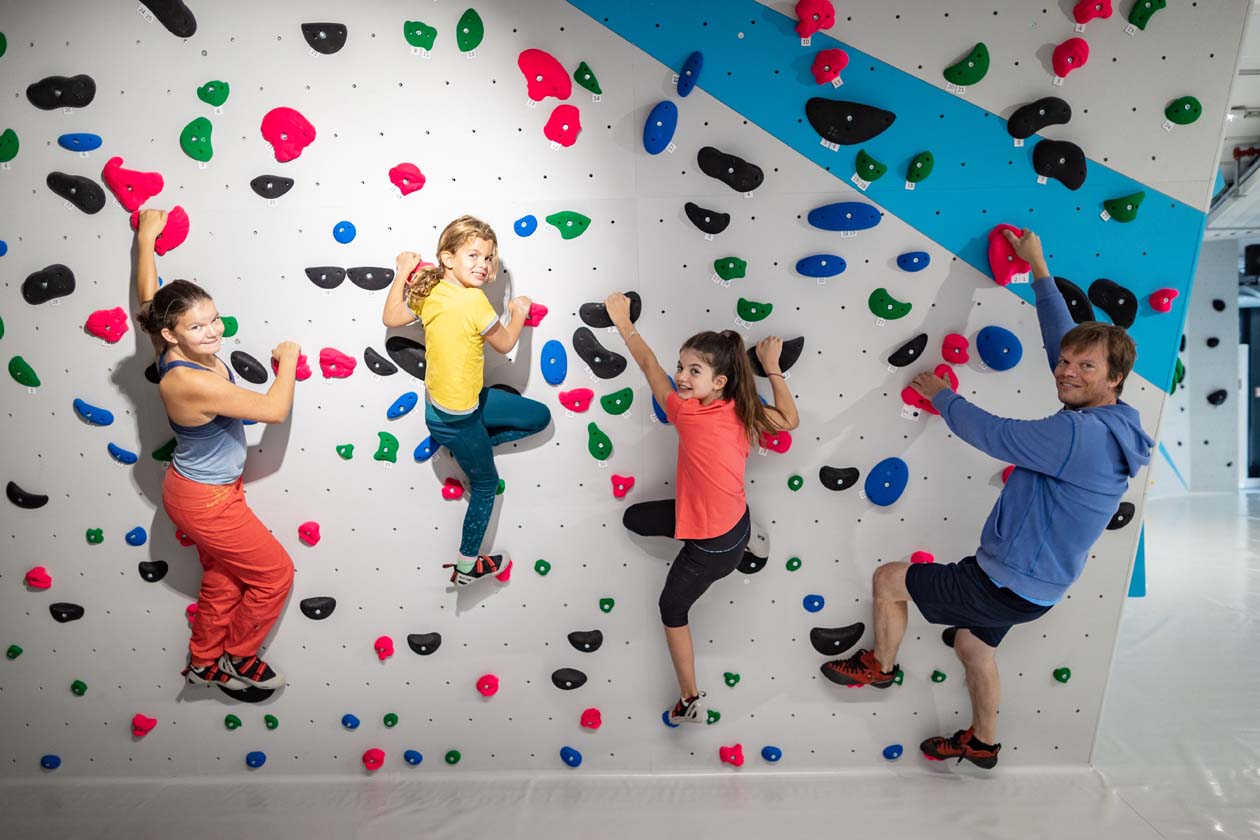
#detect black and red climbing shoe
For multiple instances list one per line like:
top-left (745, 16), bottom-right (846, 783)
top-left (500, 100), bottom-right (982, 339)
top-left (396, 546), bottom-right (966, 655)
top-left (182, 657), bottom-right (247, 690)
top-left (820, 648), bottom-right (897, 688)
top-left (217, 653), bottom-right (285, 690)
top-left (920, 728), bottom-right (1001, 769)
top-left (667, 692), bottom-right (709, 726)
top-left (444, 554), bottom-right (512, 587)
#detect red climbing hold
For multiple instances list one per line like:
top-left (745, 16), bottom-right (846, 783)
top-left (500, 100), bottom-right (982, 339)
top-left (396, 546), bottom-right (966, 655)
top-left (525, 302), bottom-right (549, 327)
top-left (298, 521), bottom-right (321, 546)
top-left (129, 206), bottom-right (189, 255)
top-left (518, 49), bottom-right (572, 102)
top-left (260, 107), bottom-right (317, 163)
top-left (911, 550), bottom-right (935, 564)
top-left (441, 477), bottom-right (465, 501)
top-left (581, 707), bottom-right (602, 729)
top-left (272, 353), bottom-right (311, 381)
top-left (185, 603), bottom-right (198, 622)
top-left (1052, 37), bottom-right (1089, 79)
top-left (760, 429), bottom-right (793, 454)
top-left (362, 748), bottom-right (386, 772)
top-left (942, 333), bottom-right (970, 365)
top-left (1001, 465), bottom-right (1016, 483)
top-left (987, 224), bottom-right (1030, 286)
top-left (1149, 288), bottom-right (1178, 313)
top-left (559, 388), bottom-right (594, 413)
top-left (24, 566), bottom-right (52, 590)
top-left (477, 674), bottom-right (500, 697)
top-left (85, 307), bottom-right (129, 343)
top-left (131, 714), bottom-right (158, 738)
top-left (373, 635), bottom-right (394, 662)
top-left (389, 162), bottom-right (426, 196)
top-left (811, 48), bottom-right (849, 85)
top-left (544, 104), bottom-right (582, 148)
top-left (611, 474), bottom-right (635, 499)
top-left (101, 156), bottom-right (164, 212)
top-left (795, 0), bottom-right (835, 38)
top-left (719, 743), bottom-right (745, 767)
top-left (1073, 0), bottom-right (1113, 23)
top-left (318, 347), bottom-right (356, 379)
top-left (902, 365), bottom-right (958, 415)
top-left (175, 528), bottom-right (195, 547)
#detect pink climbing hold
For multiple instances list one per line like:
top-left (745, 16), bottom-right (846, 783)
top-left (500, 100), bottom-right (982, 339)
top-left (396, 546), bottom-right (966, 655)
top-left (544, 104), bottom-right (582, 148)
top-left (611, 474), bottom-right (635, 499)
top-left (318, 347), bottom-right (356, 379)
top-left (362, 748), bottom-right (386, 772)
top-left (185, 603), bottom-right (198, 622)
top-left (1073, 0), bottom-right (1113, 23)
top-left (518, 48), bottom-right (572, 102)
top-left (260, 107), bottom-right (317, 163)
top-left (719, 743), bottom-right (745, 767)
top-left (1149, 288), bottom-right (1178, 313)
top-left (373, 635), bottom-right (395, 662)
top-left (24, 566), bottom-right (52, 590)
top-left (272, 353), bottom-right (311, 381)
top-left (580, 707), bottom-right (602, 729)
top-left (987, 224), bottom-right (1031, 287)
top-left (495, 559), bottom-right (514, 583)
top-left (811, 48), bottom-right (849, 84)
top-left (441, 477), bottom-right (465, 501)
top-left (130, 205), bottom-right (189, 255)
top-left (760, 429), bottom-right (793, 454)
top-left (901, 364), bottom-right (958, 416)
top-left (389, 162), bottom-right (426, 196)
top-left (1001, 464), bottom-right (1016, 483)
top-left (1052, 37), bottom-right (1090, 79)
top-left (130, 714), bottom-right (158, 738)
top-left (298, 521), bottom-right (321, 546)
top-left (559, 388), bottom-right (594, 413)
top-left (795, 0), bottom-right (835, 38)
top-left (911, 550), bottom-right (935, 564)
top-left (175, 528), bottom-right (195, 547)
top-left (942, 333), bottom-right (970, 365)
top-left (476, 674), bottom-right (500, 697)
top-left (101, 156), bottom-right (164, 212)
top-left (524, 302), bottom-right (549, 327)
top-left (85, 307), bottom-right (129, 343)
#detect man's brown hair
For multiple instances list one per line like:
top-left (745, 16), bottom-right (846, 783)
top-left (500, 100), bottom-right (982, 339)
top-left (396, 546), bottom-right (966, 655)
top-left (1059, 322), bottom-right (1137, 396)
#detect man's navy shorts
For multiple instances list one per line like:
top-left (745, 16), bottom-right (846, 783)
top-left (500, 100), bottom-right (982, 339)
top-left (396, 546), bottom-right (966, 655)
top-left (905, 556), bottom-right (1052, 648)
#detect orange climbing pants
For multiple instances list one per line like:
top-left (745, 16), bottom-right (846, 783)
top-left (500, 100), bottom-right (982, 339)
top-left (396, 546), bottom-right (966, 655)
top-left (162, 468), bottom-right (294, 666)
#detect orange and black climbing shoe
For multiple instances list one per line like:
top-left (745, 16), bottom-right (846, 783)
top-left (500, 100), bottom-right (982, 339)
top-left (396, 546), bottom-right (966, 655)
top-left (182, 657), bottom-right (247, 691)
top-left (920, 727), bottom-right (1001, 769)
top-left (218, 653), bottom-right (285, 690)
top-left (444, 554), bottom-right (512, 587)
top-left (820, 648), bottom-right (898, 688)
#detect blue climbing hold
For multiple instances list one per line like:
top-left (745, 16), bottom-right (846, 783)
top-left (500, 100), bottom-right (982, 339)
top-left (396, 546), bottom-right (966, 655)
top-left (560, 746), bottom-right (583, 768)
top-left (806, 202), bottom-right (881, 232)
top-left (73, 398), bottom-right (114, 426)
top-left (677, 51), bottom-right (704, 97)
top-left (0, 240), bottom-right (7, 257)
top-left (333, 221), bottom-right (356, 244)
top-left (896, 251), bottom-right (930, 272)
top-left (125, 526), bottom-right (147, 547)
top-left (40, 754), bottom-right (62, 770)
top-left (795, 254), bottom-right (846, 279)
top-left (245, 750), bottom-right (267, 768)
top-left (341, 714), bottom-right (360, 730)
top-left (387, 391), bottom-right (418, 419)
top-left (404, 749), bottom-right (424, 766)
top-left (976, 326), bottom-right (1023, 372)
top-left (882, 744), bottom-right (903, 760)
top-left (108, 442), bottom-right (138, 465)
top-left (541, 339), bottom-right (568, 386)
top-left (761, 746), bottom-right (782, 763)
top-left (661, 709), bottom-right (680, 728)
top-left (514, 215), bottom-right (538, 237)
top-left (864, 457), bottom-right (909, 507)
top-left (57, 133), bottom-right (102, 152)
top-left (651, 376), bottom-right (676, 425)
top-left (414, 436), bottom-right (439, 463)
top-left (803, 594), bottom-right (825, 613)
top-left (643, 100), bottom-right (679, 155)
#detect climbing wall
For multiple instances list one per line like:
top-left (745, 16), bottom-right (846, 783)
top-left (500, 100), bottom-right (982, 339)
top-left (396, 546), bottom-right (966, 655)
top-left (0, 0), bottom-right (1246, 777)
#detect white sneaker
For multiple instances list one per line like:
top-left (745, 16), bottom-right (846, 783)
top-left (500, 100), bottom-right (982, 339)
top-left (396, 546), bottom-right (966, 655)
top-left (667, 691), bottom-right (709, 725)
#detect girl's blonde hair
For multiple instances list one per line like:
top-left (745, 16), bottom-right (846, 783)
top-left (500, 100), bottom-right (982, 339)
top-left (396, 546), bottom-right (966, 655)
top-left (405, 215), bottom-right (499, 316)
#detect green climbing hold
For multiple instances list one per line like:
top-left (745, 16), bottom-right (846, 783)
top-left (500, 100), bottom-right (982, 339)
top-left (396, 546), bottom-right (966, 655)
top-left (383, 713), bottom-right (399, 728)
top-left (737, 298), bottom-right (773, 323)
top-left (854, 149), bottom-right (887, 182)
top-left (1170, 357), bottom-right (1185, 395)
top-left (374, 431), bottom-right (399, 463)
top-left (264, 713), bottom-right (279, 730)
top-left (85, 528), bottom-right (103, 545)
top-left (943, 42), bottom-right (989, 86)
top-left (1103, 191), bottom-right (1145, 223)
top-left (196, 80), bottom-right (230, 108)
top-left (0, 128), bottom-right (18, 163)
top-left (787, 475), bottom-right (804, 492)
top-left (723, 672), bottom-right (740, 687)
top-left (534, 559), bottom-right (551, 576)
top-left (1128, 0), bottom-right (1166, 30)
top-left (546, 211), bottom-right (591, 240)
top-left (0, 32), bottom-right (7, 59)
top-left (152, 437), bottom-right (176, 462)
top-left (5, 644), bottom-right (22, 659)
top-left (600, 387), bottom-right (634, 415)
top-left (587, 422), bottom-right (613, 461)
top-left (455, 8), bottom-right (484, 52)
top-left (403, 20), bottom-right (438, 51)
top-left (1165, 96), bottom-right (1202, 126)
top-left (867, 288), bottom-right (911, 321)
top-left (496, 478), bottom-right (505, 496)
top-left (0, 315), bottom-right (5, 341)
top-left (786, 556), bottom-right (801, 572)
top-left (180, 117), bottom-right (214, 163)
top-left (574, 61), bottom-right (602, 95)
top-left (930, 669), bottom-right (947, 683)
top-left (224, 714), bottom-right (242, 730)
top-left (706, 709), bottom-right (721, 725)
top-left (713, 256), bottom-right (747, 282)
top-left (1053, 667), bottom-right (1072, 684)
top-left (599, 597), bottom-right (615, 613)
top-left (70, 679), bottom-right (87, 696)
top-left (892, 668), bottom-right (904, 686)
top-left (444, 749), bottom-right (462, 765)
top-left (336, 444), bottom-right (354, 460)
top-left (8, 356), bottom-right (39, 387)
top-left (219, 315), bottom-right (238, 337)
top-left (906, 150), bottom-right (934, 184)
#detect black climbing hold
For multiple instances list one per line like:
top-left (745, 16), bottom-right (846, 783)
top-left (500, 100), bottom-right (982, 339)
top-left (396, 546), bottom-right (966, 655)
top-left (139, 0), bottom-right (197, 38)
top-left (736, 549), bottom-right (766, 575)
top-left (1055, 277), bottom-right (1095, 324)
top-left (749, 336), bottom-right (804, 377)
top-left (1212, 299), bottom-right (1226, 312)
top-left (1033, 139), bottom-right (1087, 191)
top-left (144, 363), bottom-right (161, 385)
top-left (364, 347), bottom-right (398, 376)
top-left (567, 630), bottom-right (604, 653)
top-left (406, 632), bottom-right (442, 655)
top-left (1007, 96), bottom-right (1071, 140)
top-left (22, 264), bottom-right (76, 306)
top-left (489, 383), bottom-right (521, 396)
top-left (805, 98), bottom-right (897, 145)
top-left (250, 175), bottom-right (294, 200)
top-left (1106, 501), bottom-right (1135, 531)
top-left (299, 596), bottom-right (337, 620)
top-left (684, 202), bottom-right (730, 236)
top-left (49, 603), bottom-right (85, 623)
top-left (819, 466), bottom-right (860, 491)
top-left (1180, 335), bottom-right (1187, 352)
top-left (347, 267), bottom-right (394, 292)
top-left (1088, 279), bottom-right (1137, 328)
top-left (888, 333), bottom-right (928, 367)
top-left (1208, 389), bottom-right (1228, 406)
top-left (573, 328), bottom-right (627, 379)
top-left (137, 561), bottom-right (168, 583)
top-left (26, 74), bottom-right (96, 110)
top-left (218, 684), bottom-right (275, 703)
top-left (580, 291), bottom-right (641, 328)
top-left (385, 336), bottom-right (427, 380)
top-left (942, 626), bottom-right (958, 648)
top-left (6, 481), bottom-right (48, 509)
top-left (46, 172), bottom-right (105, 214)
top-left (809, 623), bottom-right (864, 656)
top-left (1206, 337), bottom-right (1220, 348)
top-left (301, 22), bottom-right (348, 55)
top-left (305, 266), bottom-right (346, 290)
top-left (229, 351), bottom-right (269, 385)
top-left (551, 668), bottom-right (588, 690)
top-left (697, 146), bottom-right (764, 193)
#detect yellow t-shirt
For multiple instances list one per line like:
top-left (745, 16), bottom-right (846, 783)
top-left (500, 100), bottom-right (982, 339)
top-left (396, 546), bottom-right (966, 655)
top-left (416, 281), bottom-right (500, 413)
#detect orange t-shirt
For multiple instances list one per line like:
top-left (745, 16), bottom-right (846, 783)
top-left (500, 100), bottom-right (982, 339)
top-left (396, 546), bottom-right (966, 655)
top-left (666, 392), bottom-right (750, 539)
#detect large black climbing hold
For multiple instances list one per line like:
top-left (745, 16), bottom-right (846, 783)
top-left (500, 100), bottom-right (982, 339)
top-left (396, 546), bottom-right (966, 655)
top-left (305, 266), bottom-right (346, 290)
top-left (580, 291), bottom-right (641, 328)
top-left (47, 172), bottom-right (106, 214)
top-left (22, 264), bottom-right (76, 305)
top-left (1007, 96), bottom-right (1071, 140)
top-left (407, 632), bottom-right (442, 655)
top-left (299, 596), bottom-right (337, 620)
top-left (364, 346), bottom-right (398, 376)
top-left (229, 351), bottom-right (269, 385)
top-left (250, 175), bottom-right (294, 200)
top-left (137, 560), bottom-right (168, 583)
top-left (1106, 501), bottom-right (1135, 531)
top-left (6, 481), bottom-right (48, 509)
top-left (737, 548), bottom-right (767, 575)
top-left (49, 603), bottom-right (85, 623)
top-left (385, 336), bottom-right (427, 380)
top-left (347, 267), bottom-right (394, 292)
top-left (684, 202), bottom-right (730, 236)
top-left (573, 328), bottom-right (627, 379)
top-left (140, 0), bottom-right (197, 38)
top-left (805, 98), bottom-right (896, 146)
top-left (1033, 139), bottom-right (1087, 191)
top-left (144, 363), bottom-right (161, 385)
top-left (301, 22), bottom-right (348, 55)
top-left (749, 336), bottom-right (804, 377)
top-left (1208, 389), bottom-right (1228, 406)
top-left (810, 623), bottom-right (864, 656)
top-left (942, 626), bottom-right (958, 648)
top-left (26, 74), bottom-right (97, 110)
top-left (1055, 277), bottom-right (1095, 324)
top-left (888, 333), bottom-right (928, 368)
top-left (567, 630), bottom-right (604, 653)
top-left (218, 684), bottom-right (275, 703)
top-left (1088, 279), bottom-right (1137, 328)
top-left (819, 466), bottom-right (860, 492)
top-left (697, 146), bottom-right (764, 193)
top-left (551, 668), bottom-right (588, 690)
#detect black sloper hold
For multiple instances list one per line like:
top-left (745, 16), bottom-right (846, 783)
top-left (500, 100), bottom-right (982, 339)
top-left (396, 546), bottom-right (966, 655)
top-left (305, 266), bottom-right (345, 290)
top-left (1106, 501), bottom-right (1135, 531)
top-left (1180, 335), bottom-right (1187, 352)
top-left (736, 549), bottom-right (766, 575)
top-left (302, 22), bottom-right (348, 55)
top-left (145, 363), bottom-right (161, 385)
top-left (749, 336), bottom-right (804, 377)
top-left (805, 98), bottom-right (896, 145)
top-left (140, 0), bottom-right (197, 38)
top-left (47, 172), bottom-right (106, 214)
top-left (347, 267), bottom-right (395, 292)
top-left (26, 74), bottom-right (97, 110)
top-left (250, 175), bottom-right (294, 200)
top-left (22, 264), bottom-right (76, 305)
top-left (490, 383), bottom-right (521, 396)
top-left (385, 336), bottom-right (427, 380)
top-left (573, 327), bottom-right (627, 379)
top-left (230, 351), bottom-right (269, 385)
top-left (1088, 279), bottom-right (1137, 328)
top-left (217, 684), bottom-right (274, 703)
top-left (1033, 139), bottom-right (1087, 191)
top-left (697, 146), bottom-right (764, 192)
top-left (942, 626), bottom-right (958, 648)
top-left (7, 480), bottom-right (49, 509)
top-left (551, 668), bottom-right (588, 690)
top-left (1055, 277), bottom-right (1095, 324)
top-left (407, 632), bottom-right (442, 655)
top-left (1007, 96), bottom-right (1071, 140)
top-left (1208, 389), bottom-right (1228, 406)
top-left (1212, 299), bottom-right (1226, 312)
top-left (819, 465), bottom-right (860, 491)
top-left (810, 623), bottom-right (865, 656)
top-left (580, 291), bottom-right (641, 328)
top-left (364, 346), bottom-right (398, 376)
top-left (567, 630), bottom-right (604, 653)
top-left (1207, 337), bottom-right (1220, 348)
top-left (888, 333), bottom-right (928, 367)
top-left (50, 603), bottom-right (85, 623)
top-left (684, 202), bottom-right (730, 236)
top-left (299, 596), bottom-right (337, 620)
top-left (137, 560), bottom-right (169, 583)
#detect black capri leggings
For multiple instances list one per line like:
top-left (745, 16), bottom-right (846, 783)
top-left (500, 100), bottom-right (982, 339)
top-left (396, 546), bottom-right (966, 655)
top-left (622, 499), bottom-right (751, 628)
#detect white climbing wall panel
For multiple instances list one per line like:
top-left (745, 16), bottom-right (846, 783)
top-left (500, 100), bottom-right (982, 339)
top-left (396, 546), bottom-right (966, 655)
top-left (0, 0), bottom-right (1244, 777)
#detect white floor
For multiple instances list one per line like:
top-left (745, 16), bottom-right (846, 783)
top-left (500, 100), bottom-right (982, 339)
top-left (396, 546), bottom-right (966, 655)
top-left (1, 493), bottom-right (1256, 840)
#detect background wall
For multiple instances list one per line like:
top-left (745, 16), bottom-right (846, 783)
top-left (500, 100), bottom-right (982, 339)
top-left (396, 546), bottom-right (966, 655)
top-left (0, 0), bottom-right (1245, 777)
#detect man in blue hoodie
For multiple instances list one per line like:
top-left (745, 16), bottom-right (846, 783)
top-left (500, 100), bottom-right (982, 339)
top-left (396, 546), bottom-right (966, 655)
top-left (819, 227), bottom-right (1153, 769)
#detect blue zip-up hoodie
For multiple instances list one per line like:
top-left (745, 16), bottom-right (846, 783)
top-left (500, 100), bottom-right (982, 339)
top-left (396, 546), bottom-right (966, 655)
top-left (929, 276), bottom-right (1154, 604)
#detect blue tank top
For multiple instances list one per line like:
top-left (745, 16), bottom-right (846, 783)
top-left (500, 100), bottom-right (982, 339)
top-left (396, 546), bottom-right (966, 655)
top-left (158, 352), bottom-right (247, 484)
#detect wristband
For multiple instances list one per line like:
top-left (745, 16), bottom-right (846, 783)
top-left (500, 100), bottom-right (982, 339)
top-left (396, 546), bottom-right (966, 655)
top-left (767, 372), bottom-right (784, 379)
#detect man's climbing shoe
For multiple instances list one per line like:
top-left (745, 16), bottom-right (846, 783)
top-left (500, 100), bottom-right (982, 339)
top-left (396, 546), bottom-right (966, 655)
top-left (667, 692), bottom-right (709, 725)
top-left (820, 649), bottom-right (897, 688)
top-left (444, 554), bottom-right (512, 587)
top-left (182, 656), bottom-right (247, 690)
top-left (217, 653), bottom-right (285, 690)
top-left (920, 728), bottom-right (1001, 769)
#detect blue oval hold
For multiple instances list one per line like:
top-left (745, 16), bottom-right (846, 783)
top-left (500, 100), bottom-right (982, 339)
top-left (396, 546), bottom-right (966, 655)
top-left (976, 326), bottom-right (1023, 372)
top-left (0, 240), bottom-right (7, 257)
top-left (404, 749), bottom-right (424, 766)
top-left (677, 50), bottom-right (704, 97)
top-left (242, 419), bottom-right (258, 426)
top-left (807, 202), bottom-right (882, 232)
top-left (795, 254), bottom-right (846, 278)
top-left (661, 709), bottom-right (680, 728)
top-left (651, 375), bottom-right (676, 425)
top-left (125, 526), bottom-right (147, 547)
top-left (897, 251), bottom-right (930, 272)
top-left (245, 750), bottom-right (267, 768)
top-left (643, 100), bottom-right (679, 155)
top-left (73, 398), bottom-right (114, 426)
top-left (341, 714), bottom-right (360, 730)
top-left (541, 339), bottom-right (568, 386)
top-left (514, 214), bottom-right (538, 237)
top-left (803, 594), bottom-right (825, 613)
top-left (761, 746), bottom-right (782, 763)
top-left (333, 221), bottom-right (356, 244)
top-left (387, 391), bottom-right (418, 419)
top-left (40, 754), bottom-right (62, 770)
top-left (882, 744), bottom-right (903, 760)
top-left (560, 746), bottom-right (583, 768)
top-left (864, 457), bottom-right (909, 507)
top-left (413, 436), bottom-right (439, 463)
top-left (57, 133), bottom-right (102, 152)
top-left (108, 442), bottom-right (138, 465)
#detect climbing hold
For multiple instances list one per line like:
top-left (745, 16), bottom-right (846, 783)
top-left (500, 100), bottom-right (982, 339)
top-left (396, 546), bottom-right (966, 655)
top-left (403, 20), bottom-right (437, 51)
top-left (676, 50), bottom-right (704, 97)
top-left (373, 635), bottom-right (395, 662)
top-left (1213, 299), bottom-right (1227, 312)
top-left (1053, 666), bottom-right (1073, 684)
top-left (723, 671), bottom-right (740, 688)
top-left (407, 633), bottom-right (442, 655)
top-left (760, 429), bottom-right (792, 454)
top-left (1088, 278), bottom-right (1137, 328)
top-left (580, 708), bottom-right (602, 729)
top-left (559, 746), bottom-right (583, 768)
top-left (737, 298), bottom-right (773, 323)
top-left (1165, 96), bottom-right (1202, 126)
top-left (387, 391), bottom-right (419, 420)
top-left (795, 0), bottom-right (835, 38)
top-left (1128, 0), bottom-right (1166, 30)
top-left (23, 264), bottom-right (76, 305)
top-left (384, 163), bottom-right (426, 199)
top-left (545, 210), bottom-right (591, 239)
top-left (260, 107), bottom-right (316, 162)
top-left (684, 202), bottom-right (730, 236)
top-left (600, 387), bottom-right (634, 415)
top-left (412, 437), bottom-right (438, 463)
top-left (47, 172), bottom-right (106, 214)
top-left (524, 302), bottom-right (549, 327)
top-left (264, 713), bottom-right (280, 730)
top-left (897, 251), bottom-right (930, 272)
top-left (882, 744), bottom-right (903, 760)
top-left (228, 351), bottom-right (267, 385)
top-left (811, 48), bottom-right (849, 85)
top-left (362, 748), bottom-right (386, 772)
top-left (0, 128), bottom-right (18, 163)
top-left (698, 146), bottom-right (764, 193)
top-left (541, 339), bottom-right (568, 385)
top-left (1149, 288), bottom-right (1178, 313)
top-left (864, 457), bottom-right (909, 506)
top-left (331, 221), bottom-right (356, 245)
top-left (943, 42), bottom-right (989, 86)
top-left (534, 559), bottom-right (551, 576)
top-left (175, 530), bottom-right (194, 547)
top-left (220, 317), bottom-right (239, 338)
top-left (476, 674), bottom-right (499, 697)
top-left (58, 133), bottom-right (102, 153)
top-left (372, 431), bottom-right (399, 464)
top-left (404, 749), bottom-right (424, 766)
top-left (8, 356), bottom-right (39, 388)
top-left (761, 746), bottom-right (783, 763)
top-left (987, 224), bottom-right (1031, 286)
top-left (25, 566), bottom-right (52, 589)
top-left (138, 560), bottom-right (168, 583)
top-left (807, 201), bottom-right (881, 232)
top-left (911, 551), bottom-right (935, 564)
top-left (1208, 388), bottom-right (1228, 406)
top-left (1007, 96), bottom-right (1072, 140)
top-left (441, 478), bottom-right (465, 501)
top-left (269, 352), bottom-right (310, 382)
top-left (101, 157), bottom-right (165, 211)
top-left (819, 465), bottom-right (860, 491)
top-left (854, 148), bottom-right (887, 183)
top-left (810, 623), bottom-right (864, 655)
top-left (1051, 37), bottom-right (1090, 80)
top-left (573, 328), bottom-right (627, 379)
top-left (196, 79), bottom-right (229, 108)
top-left (6, 645), bottom-right (22, 659)
top-left (519, 49), bottom-right (571, 102)
top-left (251, 175), bottom-right (296, 200)
top-left (298, 521), bottom-right (321, 546)
top-left (580, 290), bottom-right (641, 328)
top-left (901, 363), bottom-right (958, 415)
top-left (611, 474), bottom-right (635, 498)
top-left (544, 104), bottom-right (583, 148)
top-left (301, 22), bottom-right (347, 55)
top-left (574, 61), bottom-right (602, 96)
top-left (26, 74), bottom-right (96, 110)
top-left (1107, 501), bottom-right (1135, 530)
top-left (1056, 277), bottom-right (1095, 323)
top-left (976, 326), bottom-right (1023, 371)
top-left (456, 8), bottom-right (484, 52)
top-left (129, 206), bottom-right (190, 255)
top-left (787, 475), bottom-right (804, 492)
top-left (179, 117), bottom-right (214, 163)
top-left (713, 256), bottom-right (747, 283)
top-left (749, 336), bottom-right (804, 377)
top-left (384, 336), bottom-right (426, 380)
top-left (513, 215), bottom-right (538, 238)
top-left (1207, 337), bottom-right (1220, 348)
top-left (783, 556), bottom-right (802, 573)
top-left (131, 714), bottom-right (157, 737)
top-left (867, 288), bottom-right (911, 321)
top-left (240, 750), bottom-right (265, 769)
top-left (889, 334), bottom-right (928, 368)
top-left (318, 347), bottom-right (356, 380)
top-left (796, 254), bottom-right (846, 279)
top-left (299, 596), bottom-right (336, 620)
top-left (341, 714), bottom-right (360, 730)
top-left (1033, 139), bottom-right (1087, 190)
top-left (719, 744), bottom-right (745, 767)
top-left (599, 597), bottom-right (615, 613)
top-left (151, 438), bottom-right (176, 462)
top-left (568, 630), bottom-right (604, 653)
top-left (551, 668), bottom-right (588, 690)
top-left (444, 749), bottom-right (462, 765)
top-left (73, 398), bottom-right (114, 426)
top-left (1104, 191), bottom-right (1145, 223)
top-left (930, 670), bottom-right (947, 683)
top-left (86, 307), bottom-right (129, 344)
top-left (802, 594), bottom-right (825, 613)
top-left (586, 422), bottom-right (613, 461)
top-left (643, 101), bottom-right (679, 155)
top-left (806, 99), bottom-right (896, 146)
top-left (125, 526), bottom-right (148, 547)
top-left (1074, 0), bottom-right (1113, 23)
top-left (347, 267), bottom-right (393, 291)
top-left (71, 679), bottom-right (88, 696)
top-left (139, 0), bottom-right (197, 37)
top-left (85, 529), bottom-right (103, 544)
